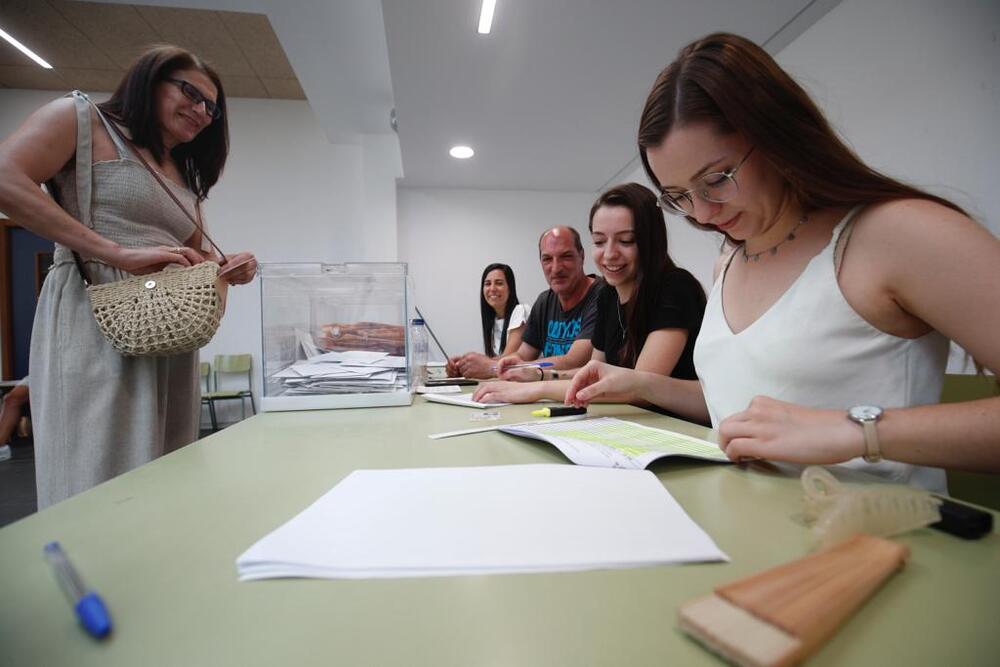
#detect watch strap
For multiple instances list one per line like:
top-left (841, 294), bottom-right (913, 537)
top-left (861, 420), bottom-right (882, 463)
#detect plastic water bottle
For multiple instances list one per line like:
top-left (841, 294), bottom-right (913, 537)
top-left (410, 318), bottom-right (429, 388)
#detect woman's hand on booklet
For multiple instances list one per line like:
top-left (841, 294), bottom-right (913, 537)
top-left (218, 251), bottom-right (258, 285)
top-left (565, 360), bottom-right (641, 406)
top-left (473, 380), bottom-right (542, 404)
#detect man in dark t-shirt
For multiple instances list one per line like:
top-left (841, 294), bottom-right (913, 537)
top-left (498, 226), bottom-right (602, 376)
top-left (523, 282), bottom-right (601, 358)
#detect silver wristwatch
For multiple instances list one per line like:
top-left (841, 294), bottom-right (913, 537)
top-left (848, 405), bottom-right (884, 463)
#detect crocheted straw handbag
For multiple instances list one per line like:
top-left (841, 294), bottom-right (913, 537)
top-left (82, 260), bottom-right (226, 356)
top-left (72, 105), bottom-right (229, 356)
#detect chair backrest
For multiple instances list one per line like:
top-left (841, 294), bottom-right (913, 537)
top-left (215, 354), bottom-right (252, 374)
top-left (939, 373), bottom-right (1000, 403)
top-left (940, 373), bottom-right (1000, 511)
top-left (213, 354), bottom-right (253, 391)
top-left (199, 361), bottom-right (212, 393)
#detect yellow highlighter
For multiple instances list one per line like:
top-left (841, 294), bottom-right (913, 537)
top-left (530, 406), bottom-right (587, 418)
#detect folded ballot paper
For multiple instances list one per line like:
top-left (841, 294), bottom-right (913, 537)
top-left (236, 464), bottom-right (727, 581)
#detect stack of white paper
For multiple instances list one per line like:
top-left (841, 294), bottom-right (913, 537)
top-left (236, 464), bottom-right (728, 580)
top-left (271, 349), bottom-right (409, 395)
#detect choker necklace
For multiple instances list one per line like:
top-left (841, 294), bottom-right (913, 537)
top-left (742, 213), bottom-right (808, 262)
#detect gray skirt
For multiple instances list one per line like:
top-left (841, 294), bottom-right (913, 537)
top-left (29, 255), bottom-right (200, 509)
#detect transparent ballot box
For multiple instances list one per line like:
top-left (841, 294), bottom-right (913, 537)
top-left (260, 263), bottom-right (413, 411)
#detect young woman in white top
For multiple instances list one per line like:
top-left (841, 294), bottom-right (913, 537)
top-left (566, 33), bottom-right (1000, 485)
top-left (447, 263), bottom-right (529, 379)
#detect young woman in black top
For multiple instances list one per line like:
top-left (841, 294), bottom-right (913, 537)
top-left (473, 183), bottom-right (705, 404)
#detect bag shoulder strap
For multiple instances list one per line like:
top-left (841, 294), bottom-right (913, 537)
top-left (68, 95), bottom-right (228, 284)
top-left (96, 106), bottom-right (227, 262)
top-left (67, 91), bottom-right (95, 229)
top-left (61, 91), bottom-right (97, 284)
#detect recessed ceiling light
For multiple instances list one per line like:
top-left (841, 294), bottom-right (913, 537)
top-left (477, 0), bottom-right (496, 34)
top-left (0, 26), bottom-right (53, 69)
top-left (449, 145), bottom-right (475, 159)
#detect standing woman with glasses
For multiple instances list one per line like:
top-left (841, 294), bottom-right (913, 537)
top-left (0, 45), bottom-right (257, 507)
top-left (567, 33), bottom-right (1000, 485)
top-left (473, 183), bottom-right (705, 406)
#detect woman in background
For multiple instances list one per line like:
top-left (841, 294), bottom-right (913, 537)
top-left (473, 183), bottom-right (705, 404)
top-left (567, 33), bottom-right (1000, 483)
top-left (0, 46), bottom-right (257, 507)
top-left (447, 263), bottom-right (529, 379)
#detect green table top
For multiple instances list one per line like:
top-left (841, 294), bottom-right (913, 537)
top-left (0, 400), bottom-right (996, 666)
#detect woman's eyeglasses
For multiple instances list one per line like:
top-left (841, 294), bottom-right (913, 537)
top-left (656, 147), bottom-right (755, 216)
top-left (166, 78), bottom-right (222, 120)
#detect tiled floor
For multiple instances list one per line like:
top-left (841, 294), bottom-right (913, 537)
top-left (0, 428), bottom-right (220, 528)
top-left (0, 440), bottom-right (36, 528)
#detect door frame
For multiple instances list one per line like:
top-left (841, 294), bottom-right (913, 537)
top-left (0, 219), bottom-right (15, 380)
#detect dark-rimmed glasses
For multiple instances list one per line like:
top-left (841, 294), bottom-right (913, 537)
top-left (656, 147), bottom-right (755, 216)
top-left (166, 78), bottom-right (222, 120)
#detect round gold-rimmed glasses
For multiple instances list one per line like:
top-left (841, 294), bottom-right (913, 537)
top-left (656, 147), bottom-right (755, 216)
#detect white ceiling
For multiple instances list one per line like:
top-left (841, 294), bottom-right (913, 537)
top-left (47, 0), bottom-right (840, 191)
top-left (383, 0), bottom-right (840, 192)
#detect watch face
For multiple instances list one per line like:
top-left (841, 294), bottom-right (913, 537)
top-left (849, 405), bottom-right (883, 422)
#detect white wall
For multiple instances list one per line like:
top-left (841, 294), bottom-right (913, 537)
top-left (397, 188), bottom-right (598, 358)
top-left (777, 0), bottom-right (999, 234)
top-left (0, 90), bottom-right (403, 419)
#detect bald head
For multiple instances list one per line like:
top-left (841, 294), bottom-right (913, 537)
top-left (538, 226), bottom-right (584, 257)
top-left (538, 225), bottom-right (587, 298)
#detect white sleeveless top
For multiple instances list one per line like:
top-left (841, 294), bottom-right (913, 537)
top-left (693, 207), bottom-right (949, 492)
top-left (492, 304), bottom-right (530, 356)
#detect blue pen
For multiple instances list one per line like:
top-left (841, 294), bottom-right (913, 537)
top-left (44, 541), bottom-right (112, 639)
top-left (490, 361), bottom-right (555, 371)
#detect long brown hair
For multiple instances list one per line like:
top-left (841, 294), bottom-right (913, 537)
top-left (99, 45), bottom-right (228, 200)
top-left (589, 183), bottom-right (704, 368)
top-left (638, 32), bottom-right (963, 239)
top-left (479, 263), bottom-right (521, 356)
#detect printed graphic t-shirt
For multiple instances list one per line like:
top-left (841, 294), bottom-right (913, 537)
top-left (522, 278), bottom-right (603, 357)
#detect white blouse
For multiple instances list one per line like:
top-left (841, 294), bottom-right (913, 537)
top-left (693, 208), bottom-right (949, 492)
top-left (492, 304), bottom-right (530, 356)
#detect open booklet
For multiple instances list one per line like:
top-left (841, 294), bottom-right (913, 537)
top-left (499, 417), bottom-right (730, 469)
top-left (422, 392), bottom-right (509, 409)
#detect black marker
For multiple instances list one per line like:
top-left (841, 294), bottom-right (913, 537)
top-left (530, 406), bottom-right (588, 418)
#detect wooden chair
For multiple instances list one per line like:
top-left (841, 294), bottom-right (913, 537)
top-left (940, 373), bottom-right (1000, 510)
top-left (202, 354), bottom-right (256, 431)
